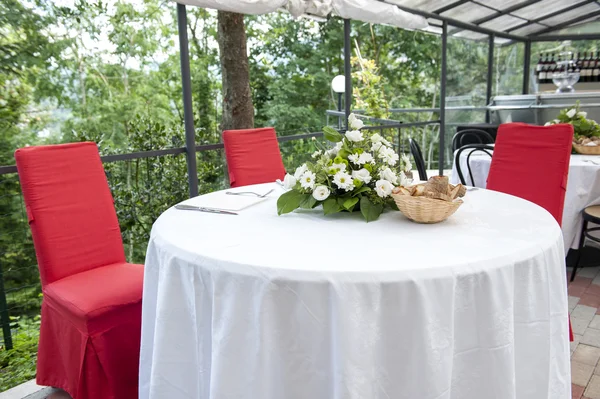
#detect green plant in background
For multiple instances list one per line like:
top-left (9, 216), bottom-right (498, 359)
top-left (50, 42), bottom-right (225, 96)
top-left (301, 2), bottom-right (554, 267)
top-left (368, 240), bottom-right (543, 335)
top-left (0, 316), bottom-right (40, 391)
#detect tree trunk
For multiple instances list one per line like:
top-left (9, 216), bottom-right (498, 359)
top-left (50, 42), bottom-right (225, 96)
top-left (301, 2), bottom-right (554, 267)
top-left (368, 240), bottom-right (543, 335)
top-left (217, 11), bottom-right (254, 130)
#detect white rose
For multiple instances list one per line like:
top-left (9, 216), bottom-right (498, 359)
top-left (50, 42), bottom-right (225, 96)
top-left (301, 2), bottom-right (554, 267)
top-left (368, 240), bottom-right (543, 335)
top-left (294, 164), bottom-right (308, 180)
top-left (300, 171), bottom-right (316, 190)
top-left (312, 185), bottom-right (330, 201)
top-left (358, 152), bottom-right (374, 164)
top-left (345, 130), bottom-right (364, 142)
top-left (578, 111), bottom-right (588, 118)
top-left (566, 108), bottom-right (576, 118)
top-left (379, 167), bottom-right (398, 185)
top-left (375, 179), bottom-right (393, 198)
top-left (544, 121), bottom-right (552, 126)
top-left (352, 168), bottom-right (372, 184)
top-left (348, 113), bottom-right (365, 130)
top-left (371, 141), bottom-right (383, 152)
top-left (283, 173), bottom-right (297, 189)
top-left (371, 133), bottom-right (383, 143)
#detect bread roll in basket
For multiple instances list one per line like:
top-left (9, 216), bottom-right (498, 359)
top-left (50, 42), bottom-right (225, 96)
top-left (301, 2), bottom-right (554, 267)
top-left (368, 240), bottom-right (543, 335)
top-left (391, 176), bottom-right (465, 224)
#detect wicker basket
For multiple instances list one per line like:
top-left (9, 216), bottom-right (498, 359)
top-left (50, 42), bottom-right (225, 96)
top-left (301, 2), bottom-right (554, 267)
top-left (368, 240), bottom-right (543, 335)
top-left (392, 194), bottom-right (463, 224)
top-left (573, 144), bottom-right (600, 155)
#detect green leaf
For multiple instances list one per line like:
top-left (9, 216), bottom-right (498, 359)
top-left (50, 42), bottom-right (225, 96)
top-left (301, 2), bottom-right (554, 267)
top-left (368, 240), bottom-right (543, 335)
top-left (352, 186), bottom-right (372, 197)
top-left (360, 196), bottom-right (383, 222)
top-left (277, 190), bottom-right (305, 215)
top-left (323, 197), bottom-right (342, 215)
top-left (299, 194), bottom-right (317, 209)
top-left (342, 197), bottom-right (359, 210)
top-left (323, 126), bottom-right (343, 142)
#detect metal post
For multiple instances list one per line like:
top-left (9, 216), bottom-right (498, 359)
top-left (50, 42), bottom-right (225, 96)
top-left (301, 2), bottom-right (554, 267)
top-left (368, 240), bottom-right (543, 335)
top-left (0, 262), bottom-right (12, 350)
top-left (177, 4), bottom-right (199, 198)
top-left (523, 40), bottom-right (531, 94)
top-left (486, 34), bottom-right (494, 123)
top-left (337, 93), bottom-right (343, 129)
top-left (439, 21), bottom-right (447, 176)
top-left (343, 19), bottom-right (352, 130)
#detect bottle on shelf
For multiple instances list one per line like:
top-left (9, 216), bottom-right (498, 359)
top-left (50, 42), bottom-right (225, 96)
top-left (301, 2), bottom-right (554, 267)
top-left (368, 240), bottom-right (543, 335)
top-left (536, 53), bottom-right (543, 84)
top-left (539, 53), bottom-right (548, 84)
top-left (582, 52), bottom-right (590, 82)
top-left (592, 51), bottom-right (600, 82)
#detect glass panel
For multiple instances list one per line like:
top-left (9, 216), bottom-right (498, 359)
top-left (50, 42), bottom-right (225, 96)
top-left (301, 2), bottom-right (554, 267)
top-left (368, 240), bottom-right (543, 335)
top-left (487, 0), bottom-right (529, 10)
top-left (443, 27), bottom-right (490, 169)
top-left (512, 0), bottom-right (587, 20)
top-left (441, 3), bottom-right (496, 23)
top-left (480, 14), bottom-right (528, 31)
top-left (511, 23), bottom-right (547, 36)
top-left (452, 30), bottom-right (488, 41)
top-left (493, 42), bottom-right (524, 96)
top-left (539, 3), bottom-right (600, 27)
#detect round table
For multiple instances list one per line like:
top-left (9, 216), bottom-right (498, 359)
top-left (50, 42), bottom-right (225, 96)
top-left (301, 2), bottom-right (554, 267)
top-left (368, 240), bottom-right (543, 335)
top-left (450, 151), bottom-right (600, 251)
top-left (139, 183), bottom-right (570, 399)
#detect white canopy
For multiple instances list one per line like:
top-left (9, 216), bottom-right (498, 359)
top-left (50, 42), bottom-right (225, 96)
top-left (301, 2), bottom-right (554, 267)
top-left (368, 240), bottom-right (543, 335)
top-left (174, 0), bottom-right (429, 30)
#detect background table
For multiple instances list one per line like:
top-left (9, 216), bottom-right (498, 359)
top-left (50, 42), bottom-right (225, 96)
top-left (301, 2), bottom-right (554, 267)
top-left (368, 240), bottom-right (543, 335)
top-left (450, 152), bottom-right (600, 251)
top-left (139, 183), bottom-right (570, 399)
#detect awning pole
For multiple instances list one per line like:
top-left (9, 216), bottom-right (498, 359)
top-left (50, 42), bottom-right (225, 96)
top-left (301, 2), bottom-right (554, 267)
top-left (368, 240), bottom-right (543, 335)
top-left (523, 40), bottom-right (531, 94)
top-left (343, 19), bottom-right (352, 130)
top-left (177, 4), bottom-right (199, 198)
top-left (486, 34), bottom-right (494, 123)
top-left (439, 21), bottom-right (447, 176)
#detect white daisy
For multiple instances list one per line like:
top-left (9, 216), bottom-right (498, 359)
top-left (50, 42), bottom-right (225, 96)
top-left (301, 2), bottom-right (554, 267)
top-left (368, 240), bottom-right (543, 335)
top-left (300, 171), bottom-right (316, 190)
top-left (401, 153), bottom-right (412, 172)
top-left (328, 162), bottom-right (347, 175)
top-left (333, 171), bottom-right (355, 192)
top-left (348, 153), bottom-right (361, 165)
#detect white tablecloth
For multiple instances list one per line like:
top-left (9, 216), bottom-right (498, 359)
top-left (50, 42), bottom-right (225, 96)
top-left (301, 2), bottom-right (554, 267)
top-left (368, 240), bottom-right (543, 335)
top-left (451, 152), bottom-right (600, 251)
top-left (139, 183), bottom-right (570, 399)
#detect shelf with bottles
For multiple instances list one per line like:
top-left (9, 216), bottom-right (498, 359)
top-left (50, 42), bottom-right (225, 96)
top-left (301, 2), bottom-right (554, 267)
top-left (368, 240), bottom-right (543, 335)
top-left (535, 51), bottom-right (600, 87)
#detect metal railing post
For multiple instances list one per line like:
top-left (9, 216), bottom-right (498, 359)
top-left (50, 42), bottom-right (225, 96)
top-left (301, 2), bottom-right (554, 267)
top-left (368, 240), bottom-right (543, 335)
top-left (0, 261), bottom-right (13, 350)
top-left (523, 40), bottom-right (531, 94)
top-left (177, 4), bottom-right (199, 198)
top-left (439, 21), bottom-right (448, 176)
top-left (486, 34), bottom-right (494, 123)
top-left (343, 19), bottom-right (352, 130)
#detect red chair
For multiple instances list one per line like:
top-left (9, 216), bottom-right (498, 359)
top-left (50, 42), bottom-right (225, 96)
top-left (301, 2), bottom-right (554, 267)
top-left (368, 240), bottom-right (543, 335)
top-left (15, 142), bottom-right (143, 399)
top-left (223, 127), bottom-right (286, 187)
top-left (486, 122), bottom-right (574, 341)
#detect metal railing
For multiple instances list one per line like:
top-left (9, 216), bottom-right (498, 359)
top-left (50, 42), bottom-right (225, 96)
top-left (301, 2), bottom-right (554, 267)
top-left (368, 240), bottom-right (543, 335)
top-left (0, 130), bottom-right (330, 350)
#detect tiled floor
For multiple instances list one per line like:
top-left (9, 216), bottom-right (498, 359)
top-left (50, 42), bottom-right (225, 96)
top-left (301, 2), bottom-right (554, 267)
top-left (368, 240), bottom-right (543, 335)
top-left (570, 265), bottom-right (600, 399)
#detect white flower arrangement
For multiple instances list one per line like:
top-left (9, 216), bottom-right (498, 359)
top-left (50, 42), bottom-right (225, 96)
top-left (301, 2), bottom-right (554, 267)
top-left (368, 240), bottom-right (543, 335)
top-left (277, 113), bottom-right (412, 222)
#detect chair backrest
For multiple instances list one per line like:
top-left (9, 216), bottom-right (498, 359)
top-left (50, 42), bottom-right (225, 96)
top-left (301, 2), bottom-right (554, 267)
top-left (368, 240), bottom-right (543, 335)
top-left (15, 142), bottom-right (126, 287)
top-left (408, 138), bottom-right (427, 181)
top-left (222, 127), bottom-right (286, 187)
top-left (452, 129), bottom-right (495, 152)
top-left (486, 122), bottom-right (574, 226)
top-left (454, 144), bottom-right (494, 186)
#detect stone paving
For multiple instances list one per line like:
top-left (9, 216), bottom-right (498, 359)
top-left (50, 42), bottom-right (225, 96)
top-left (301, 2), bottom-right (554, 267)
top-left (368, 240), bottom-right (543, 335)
top-left (570, 265), bottom-right (600, 399)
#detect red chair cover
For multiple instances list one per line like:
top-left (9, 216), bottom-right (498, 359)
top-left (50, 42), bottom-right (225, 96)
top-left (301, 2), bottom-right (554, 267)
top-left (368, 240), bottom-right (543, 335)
top-left (223, 127), bottom-right (286, 187)
top-left (486, 123), bottom-right (574, 342)
top-left (15, 142), bottom-right (143, 399)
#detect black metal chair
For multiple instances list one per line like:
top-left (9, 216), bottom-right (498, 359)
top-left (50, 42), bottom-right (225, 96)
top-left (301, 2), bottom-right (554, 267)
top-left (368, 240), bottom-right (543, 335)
top-left (571, 206), bottom-right (600, 281)
top-left (408, 138), bottom-right (427, 181)
top-left (452, 129), bottom-right (495, 152)
top-left (454, 144), bottom-right (494, 186)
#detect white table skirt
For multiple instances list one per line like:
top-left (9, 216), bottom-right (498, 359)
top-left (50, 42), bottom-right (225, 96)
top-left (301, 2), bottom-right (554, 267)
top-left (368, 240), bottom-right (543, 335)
top-left (139, 183), bottom-right (570, 399)
top-left (451, 152), bottom-right (600, 251)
